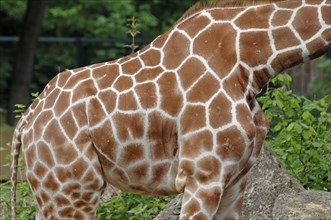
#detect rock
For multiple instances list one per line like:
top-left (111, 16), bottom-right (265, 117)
top-left (239, 146), bottom-right (304, 219)
top-left (272, 191), bottom-right (331, 220)
top-left (154, 146), bottom-right (329, 220)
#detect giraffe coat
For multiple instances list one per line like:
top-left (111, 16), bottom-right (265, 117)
top-left (10, 0), bottom-right (331, 219)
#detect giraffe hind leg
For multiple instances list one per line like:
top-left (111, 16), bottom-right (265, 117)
top-left (23, 139), bottom-right (105, 219)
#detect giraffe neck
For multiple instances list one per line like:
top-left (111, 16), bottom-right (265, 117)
top-left (175, 0), bottom-right (331, 95)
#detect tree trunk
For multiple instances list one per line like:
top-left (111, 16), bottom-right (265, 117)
top-left (6, 0), bottom-right (46, 125)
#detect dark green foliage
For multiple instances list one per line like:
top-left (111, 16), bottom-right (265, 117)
top-left (97, 193), bottom-right (174, 220)
top-left (258, 74), bottom-right (331, 191)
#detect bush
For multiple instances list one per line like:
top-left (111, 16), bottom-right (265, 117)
top-left (258, 73), bottom-right (331, 191)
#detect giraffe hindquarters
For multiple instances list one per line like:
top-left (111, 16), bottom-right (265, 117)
top-left (23, 135), bottom-right (105, 219)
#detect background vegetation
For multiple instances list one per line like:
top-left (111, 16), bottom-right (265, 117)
top-left (0, 0), bottom-right (330, 219)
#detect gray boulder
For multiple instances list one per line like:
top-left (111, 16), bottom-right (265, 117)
top-left (154, 146), bottom-right (330, 220)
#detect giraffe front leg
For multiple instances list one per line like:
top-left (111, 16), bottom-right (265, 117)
top-left (178, 159), bottom-right (224, 219)
top-left (214, 173), bottom-right (248, 220)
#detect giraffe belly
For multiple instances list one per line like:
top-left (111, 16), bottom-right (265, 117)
top-left (103, 155), bottom-right (179, 196)
top-left (90, 113), bottom-right (180, 196)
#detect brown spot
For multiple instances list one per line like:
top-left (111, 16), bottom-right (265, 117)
top-left (292, 7), bottom-right (320, 41)
top-left (120, 144), bottom-right (144, 165)
top-left (157, 72), bottom-right (183, 116)
top-left (71, 158), bottom-right (88, 179)
top-left (114, 75), bottom-right (133, 91)
top-left (71, 103), bottom-right (87, 127)
top-left (163, 31), bottom-right (190, 69)
top-left (38, 141), bottom-right (55, 168)
top-left (118, 91), bottom-right (138, 111)
top-left (63, 183), bottom-right (81, 195)
top-left (98, 90), bottom-right (117, 114)
top-left (35, 196), bottom-right (42, 207)
top-left (24, 144), bottom-right (37, 169)
top-left (236, 104), bottom-right (256, 140)
top-left (88, 97), bottom-right (107, 127)
top-left (82, 192), bottom-right (94, 202)
top-left (271, 49), bottom-right (303, 73)
top-left (71, 79), bottom-right (97, 103)
top-left (181, 130), bottom-right (213, 158)
top-left (235, 5), bottom-right (273, 29)
top-left (59, 110), bottom-right (78, 140)
top-left (112, 113), bottom-right (144, 142)
top-left (196, 187), bottom-right (222, 213)
top-left (148, 111), bottom-right (177, 160)
top-left (152, 163), bottom-right (169, 183)
top-left (93, 65), bottom-right (120, 90)
top-left (182, 198), bottom-right (200, 216)
top-left (74, 200), bottom-right (86, 208)
top-left (193, 23), bottom-right (237, 78)
top-left (43, 88), bottom-right (60, 109)
top-left (272, 27), bottom-right (301, 50)
top-left (196, 156), bottom-right (221, 183)
top-left (271, 10), bottom-right (292, 27)
top-left (180, 159), bottom-right (195, 176)
top-left (56, 70), bottom-right (71, 87)
top-left (55, 194), bottom-right (70, 206)
top-left (51, 134), bottom-right (79, 165)
top-left (252, 68), bottom-right (272, 92)
top-left (178, 57), bottom-right (206, 90)
top-left (223, 68), bottom-right (248, 100)
top-left (322, 5), bottom-right (331, 25)
top-left (65, 69), bottom-right (90, 89)
top-left (276, 0), bottom-right (302, 9)
top-left (216, 126), bottom-right (245, 161)
top-left (240, 31), bottom-right (272, 67)
top-left (43, 172), bottom-right (60, 191)
top-left (73, 211), bottom-right (84, 219)
top-left (178, 14), bottom-right (210, 38)
top-left (308, 36), bottom-right (330, 60)
top-left (91, 121), bottom-right (117, 161)
top-left (43, 204), bottom-right (55, 218)
top-left (187, 73), bottom-right (220, 103)
top-left (40, 190), bottom-right (50, 204)
top-left (27, 174), bottom-right (40, 191)
top-left (32, 110), bottom-right (53, 140)
top-left (59, 207), bottom-right (75, 218)
top-left (128, 163), bottom-right (148, 181)
top-left (140, 49), bottom-right (161, 66)
top-left (122, 58), bottom-right (142, 75)
top-left (180, 105), bottom-right (206, 134)
top-left (113, 167), bottom-right (129, 184)
top-left (34, 162), bottom-right (48, 178)
top-left (53, 91), bottom-right (71, 117)
top-left (90, 62), bottom-right (105, 68)
top-left (152, 32), bottom-right (169, 48)
top-left (82, 206), bottom-right (94, 213)
top-left (54, 167), bottom-right (71, 183)
top-left (209, 93), bottom-right (232, 129)
top-left (135, 82), bottom-right (157, 109)
top-left (210, 8), bottom-right (242, 21)
top-left (135, 66), bottom-right (164, 83)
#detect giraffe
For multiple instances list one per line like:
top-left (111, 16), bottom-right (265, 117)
top-left (10, 0), bottom-right (330, 219)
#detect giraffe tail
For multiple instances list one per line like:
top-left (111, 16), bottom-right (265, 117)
top-left (10, 118), bottom-right (24, 220)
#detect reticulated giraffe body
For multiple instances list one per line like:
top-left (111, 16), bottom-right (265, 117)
top-left (11, 0), bottom-right (330, 219)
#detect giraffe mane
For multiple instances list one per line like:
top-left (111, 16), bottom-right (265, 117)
top-left (175, 0), bottom-right (285, 25)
